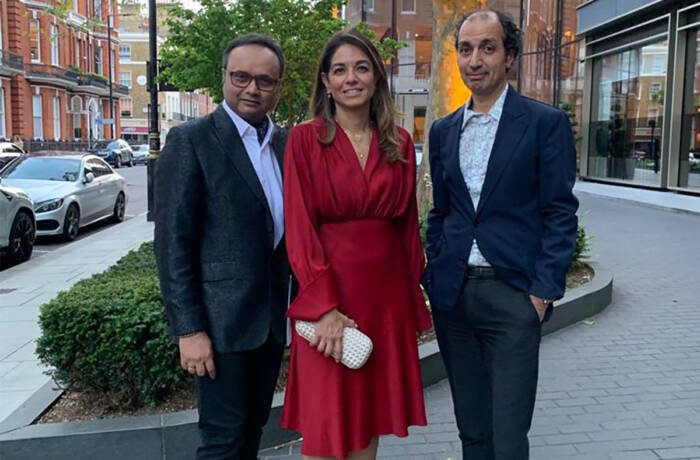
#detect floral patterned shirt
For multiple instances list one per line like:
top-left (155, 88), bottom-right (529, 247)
top-left (459, 84), bottom-right (509, 267)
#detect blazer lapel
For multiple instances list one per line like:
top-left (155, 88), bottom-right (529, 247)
top-left (211, 106), bottom-right (270, 210)
top-left (270, 126), bottom-right (287, 178)
top-left (476, 87), bottom-right (528, 216)
top-left (443, 107), bottom-right (476, 218)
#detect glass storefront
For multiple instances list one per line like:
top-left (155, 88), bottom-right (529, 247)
top-left (588, 40), bottom-right (668, 186)
top-left (680, 29), bottom-right (700, 191)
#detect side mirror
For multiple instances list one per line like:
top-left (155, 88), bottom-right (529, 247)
top-left (84, 172), bottom-right (95, 184)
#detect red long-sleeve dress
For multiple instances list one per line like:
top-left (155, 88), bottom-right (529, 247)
top-left (280, 119), bottom-right (431, 458)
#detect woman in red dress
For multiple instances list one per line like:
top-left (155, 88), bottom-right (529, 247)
top-left (281, 30), bottom-right (432, 459)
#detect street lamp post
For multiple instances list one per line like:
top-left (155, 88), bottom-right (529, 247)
top-left (107, 3), bottom-right (114, 137)
top-left (146, 0), bottom-right (160, 221)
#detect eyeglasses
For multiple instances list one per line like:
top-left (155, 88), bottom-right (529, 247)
top-left (226, 70), bottom-right (279, 92)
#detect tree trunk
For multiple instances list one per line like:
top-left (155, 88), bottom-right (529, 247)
top-left (416, 0), bottom-right (481, 217)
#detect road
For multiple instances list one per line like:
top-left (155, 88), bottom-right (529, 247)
top-left (1, 164), bottom-right (148, 269)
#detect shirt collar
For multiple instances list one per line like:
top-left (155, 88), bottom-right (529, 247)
top-left (222, 100), bottom-right (273, 144)
top-left (462, 83), bottom-right (509, 127)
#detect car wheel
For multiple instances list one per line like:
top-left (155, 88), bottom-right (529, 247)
top-left (62, 204), bottom-right (80, 241)
top-left (128, 154), bottom-right (134, 167)
top-left (112, 192), bottom-right (126, 223)
top-left (7, 211), bottom-right (35, 264)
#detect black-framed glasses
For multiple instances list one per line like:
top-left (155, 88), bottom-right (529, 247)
top-left (226, 70), bottom-right (279, 92)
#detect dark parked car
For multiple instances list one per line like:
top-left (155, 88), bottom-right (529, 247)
top-left (0, 142), bottom-right (25, 171)
top-left (88, 139), bottom-right (134, 168)
top-left (131, 144), bottom-right (150, 165)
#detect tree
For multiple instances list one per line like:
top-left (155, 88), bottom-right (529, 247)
top-left (159, 0), bottom-right (345, 126)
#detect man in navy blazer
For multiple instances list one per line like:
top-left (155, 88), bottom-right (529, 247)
top-left (422, 10), bottom-right (578, 460)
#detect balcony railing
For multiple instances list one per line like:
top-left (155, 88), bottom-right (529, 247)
top-left (25, 64), bottom-right (79, 84)
top-left (113, 83), bottom-right (130, 95)
top-left (0, 49), bottom-right (24, 72)
top-left (78, 74), bottom-right (109, 89)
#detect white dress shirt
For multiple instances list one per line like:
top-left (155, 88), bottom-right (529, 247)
top-left (222, 101), bottom-right (284, 248)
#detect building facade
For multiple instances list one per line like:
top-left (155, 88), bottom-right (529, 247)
top-left (117, 0), bottom-right (215, 145)
top-left (345, 0), bottom-right (583, 154)
top-left (577, 0), bottom-right (700, 194)
top-left (0, 0), bottom-right (129, 145)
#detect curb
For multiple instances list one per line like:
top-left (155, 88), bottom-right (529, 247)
top-left (0, 266), bottom-right (613, 460)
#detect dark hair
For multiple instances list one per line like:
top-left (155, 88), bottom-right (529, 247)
top-left (221, 34), bottom-right (285, 78)
top-left (310, 29), bottom-right (402, 162)
top-left (454, 9), bottom-right (522, 61)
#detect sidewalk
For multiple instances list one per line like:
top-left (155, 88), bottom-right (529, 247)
top-left (0, 214), bottom-right (154, 424)
top-left (0, 181), bottom-right (698, 459)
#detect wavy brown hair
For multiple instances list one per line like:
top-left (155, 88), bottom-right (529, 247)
top-left (310, 29), bottom-right (403, 162)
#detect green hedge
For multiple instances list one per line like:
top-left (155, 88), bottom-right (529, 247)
top-left (37, 221), bottom-right (592, 410)
top-left (36, 242), bottom-right (184, 408)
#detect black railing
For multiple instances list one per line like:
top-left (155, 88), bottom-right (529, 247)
top-left (78, 74), bottom-right (109, 88)
top-left (22, 139), bottom-right (92, 153)
top-left (0, 49), bottom-right (23, 71)
top-left (25, 64), bottom-right (79, 83)
top-left (113, 83), bottom-right (130, 94)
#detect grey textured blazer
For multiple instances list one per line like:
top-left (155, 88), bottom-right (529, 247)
top-left (154, 105), bottom-right (290, 353)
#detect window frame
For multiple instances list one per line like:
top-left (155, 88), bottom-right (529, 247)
top-left (33, 94), bottom-right (44, 140)
top-left (50, 23), bottom-right (60, 66)
top-left (53, 96), bottom-right (61, 140)
top-left (0, 88), bottom-right (6, 140)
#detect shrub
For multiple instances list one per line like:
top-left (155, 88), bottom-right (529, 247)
top-left (572, 224), bottom-right (591, 268)
top-left (36, 242), bottom-right (185, 409)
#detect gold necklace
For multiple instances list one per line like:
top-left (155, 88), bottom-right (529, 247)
top-left (342, 127), bottom-right (370, 142)
top-left (341, 126), bottom-right (371, 161)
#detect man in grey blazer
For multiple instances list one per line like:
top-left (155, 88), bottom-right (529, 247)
top-left (154, 34), bottom-right (290, 459)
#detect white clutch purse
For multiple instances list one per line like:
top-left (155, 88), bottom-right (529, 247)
top-left (295, 321), bottom-right (373, 369)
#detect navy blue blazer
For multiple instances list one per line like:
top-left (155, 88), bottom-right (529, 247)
top-left (422, 86), bottom-right (579, 312)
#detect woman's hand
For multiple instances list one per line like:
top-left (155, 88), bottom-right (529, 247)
top-left (310, 309), bottom-right (357, 363)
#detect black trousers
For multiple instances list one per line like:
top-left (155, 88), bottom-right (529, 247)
top-left (195, 334), bottom-right (284, 460)
top-left (433, 277), bottom-right (542, 460)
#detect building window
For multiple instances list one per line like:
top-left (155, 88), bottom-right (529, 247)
top-left (75, 40), bottom-right (80, 67)
top-left (50, 24), bottom-right (60, 66)
top-left (33, 94), bottom-right (43, 140)
top-left (648, 82), bottom-right (662, 100)
top-left (94, 46), bottom-right (103, 74)
top-left (119, 71), bottom-right (132, 88)
top-left (0, 88), bottom-right (6, 140)
top-left (120, 97), bottom-right (132, 117)
top-left (93, 0), bottom-right (102, 19)
top-left (363, 0), bottom-right (374, 12)
top-left (119, 44), bottom-right (131, 60)
top-left (53, 97), bottom-right (61, 140)
top-left (401, 0), bottom-right (415, 13)
top-left (679, 29), bottom-right (700, 191)
top-left (588, 39), bottom-right (668, 187)
top-left (30, 18), bottom-right (41, 63)
top-left (0, 10), bottom-right (4, 50)
top-left (71, 95), bottom-right (83, 139)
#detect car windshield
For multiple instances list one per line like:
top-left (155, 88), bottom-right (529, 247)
top-left (92, 140), bottom-right (119, 150)
top-left (0, 157), bottom-right (82, 182)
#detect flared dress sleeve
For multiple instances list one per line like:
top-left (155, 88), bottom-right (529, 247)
top-left (283, 124), bottom-right (340, 322)
top-left (396, 132), bottom-right (432, 332)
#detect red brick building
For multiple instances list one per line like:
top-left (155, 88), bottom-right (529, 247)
top-left (0, 0), bottom-right (128, 144)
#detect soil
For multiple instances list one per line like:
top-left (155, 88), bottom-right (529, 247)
top-left (36, 264), bottom-right (594, 425)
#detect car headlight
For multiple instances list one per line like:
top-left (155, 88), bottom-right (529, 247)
top-left (35, 198), bottom-right (64, 213)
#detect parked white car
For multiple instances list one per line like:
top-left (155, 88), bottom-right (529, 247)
top-left (0, 178), bottom-right (36, 265)
top-left (0, 142), bottom-right (25, 170)
top-left (0, 153), bottom-right (127, 241)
